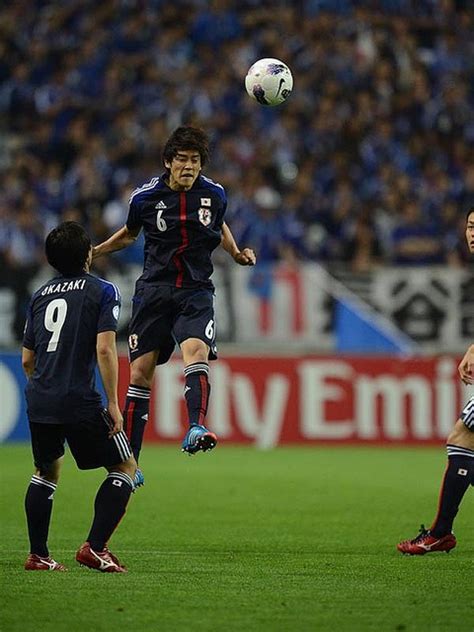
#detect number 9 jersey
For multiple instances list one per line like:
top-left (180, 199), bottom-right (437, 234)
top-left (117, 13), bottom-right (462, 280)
top-left (23, 274), bottom-right (121, 424)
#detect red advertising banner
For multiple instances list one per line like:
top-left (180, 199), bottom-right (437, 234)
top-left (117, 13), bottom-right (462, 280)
top-left (118, 355), bottom-right (469, 446)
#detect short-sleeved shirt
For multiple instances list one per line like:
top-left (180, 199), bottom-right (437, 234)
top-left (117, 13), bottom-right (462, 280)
top-left (126, 173), bottom-right (227, 289)
top-left (23, 273), bottom-right (121, 424)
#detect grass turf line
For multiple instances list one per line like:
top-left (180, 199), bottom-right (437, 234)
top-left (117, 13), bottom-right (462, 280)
top-left (1, 444), bottom-right (473, 632)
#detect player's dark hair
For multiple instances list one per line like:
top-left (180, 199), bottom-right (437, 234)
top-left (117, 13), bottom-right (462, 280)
top-left (162, 126), bottom-right (209, 169)
top-left (45, 221), bottom-right (91, 275)
top-left (467, 208), bottom-right (474, 221)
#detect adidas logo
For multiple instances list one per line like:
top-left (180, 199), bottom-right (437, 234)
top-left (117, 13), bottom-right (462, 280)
top-left (155, 201), bottom-right (167, 210)
top-left (141, 413), bottom-right (148, 421)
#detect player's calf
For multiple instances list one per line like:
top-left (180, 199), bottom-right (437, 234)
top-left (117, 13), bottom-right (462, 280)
top-left (24, 473), bottom-right (58, 564)
top-left (83, 468), bottom-right (134, 565)
top-left (123, 384), bottom-right (151, 462)
top-left (183, 362), bottom-right (211, 427)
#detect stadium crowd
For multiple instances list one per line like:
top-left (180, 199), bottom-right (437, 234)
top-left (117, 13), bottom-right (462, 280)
top-left (1, 0), bottom-right (473, 336)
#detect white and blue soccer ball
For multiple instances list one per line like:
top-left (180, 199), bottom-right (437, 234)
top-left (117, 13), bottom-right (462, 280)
top-left (245, 58), bottom-right (293, 107)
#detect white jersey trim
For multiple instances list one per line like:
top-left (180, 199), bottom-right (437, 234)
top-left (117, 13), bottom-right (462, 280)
top-left (200, 175), bottom-right (225, 195)
top-left (129, 176), bottom-right (161, 203)
top-left (97, 277), bottom-right (121, 301)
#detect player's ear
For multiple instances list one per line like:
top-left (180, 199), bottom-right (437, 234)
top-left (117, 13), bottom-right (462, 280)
top-left (164, 159), bottom-right (171, 170)
top-left (86, 246), bottom-right (93, 270)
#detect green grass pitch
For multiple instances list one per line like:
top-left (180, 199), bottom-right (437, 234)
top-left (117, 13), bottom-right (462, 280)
top-left (1, 444), bottom-right (473, 632)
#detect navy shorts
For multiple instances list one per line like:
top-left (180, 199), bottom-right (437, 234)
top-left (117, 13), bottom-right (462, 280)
top-left (128, 285), bottom-right (218, 365)
top-left (29, 409), bottom-right (132, 473)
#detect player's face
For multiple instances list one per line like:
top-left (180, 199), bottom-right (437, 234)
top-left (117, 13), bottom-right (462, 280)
top-left (466, 212), bottom-right (474, 254)
top-left (166, 150), bottom-right (202, 191)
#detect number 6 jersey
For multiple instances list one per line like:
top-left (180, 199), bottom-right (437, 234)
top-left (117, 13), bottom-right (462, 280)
top-left (23, 274), bottom-right (121, 424)
top-left (126, 174), bottom-right (227, 289)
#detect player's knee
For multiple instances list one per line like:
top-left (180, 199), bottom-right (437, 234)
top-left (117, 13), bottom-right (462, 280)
top-left (130, 361), bottom-right (155, 389)
top-left (130, 371), bottom-right (148, 388)
top-left (36, 471), bottom-right (60, 485)
top-left (113, 455), bottom-right (137, 479)
top-left (446, 418), bottom-right (474, 449)
top-left (36, 456), bottom-right (63, 484)
top-left (36, 467), bottom-right (60, 485)
top-left (181, 338), bottom-right (209, 364)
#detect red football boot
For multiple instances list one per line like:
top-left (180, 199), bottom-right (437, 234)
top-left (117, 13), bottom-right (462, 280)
top-left (25, 554), bottom-right (67, 571)
top-left (397, 525), bottom-right (457, 555)
top-left (76, 542), bottom-right (127, 572)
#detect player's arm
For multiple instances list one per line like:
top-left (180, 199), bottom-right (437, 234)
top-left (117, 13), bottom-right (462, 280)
top-left (221, 222), bottom-right (256, 266)
top-left (21, 347), bottom-right (35, 378)
top-left (458, 344), bottom-right (474, 385)
top-left (96, 330), bottom-right (123, 436)
top-left (93, 225), bottom-right (140, 260)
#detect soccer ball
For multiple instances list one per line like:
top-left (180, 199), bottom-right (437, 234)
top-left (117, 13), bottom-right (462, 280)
top-left (245, 58), bottom-right (293, 106)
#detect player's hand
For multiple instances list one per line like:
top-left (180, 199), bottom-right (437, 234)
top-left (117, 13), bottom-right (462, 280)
top-left (458, 345), bottom-right (474, 385)
top-left (107, 403), bottom-right (124, 436)
top-left (234, 248), bottom-right (256, 266)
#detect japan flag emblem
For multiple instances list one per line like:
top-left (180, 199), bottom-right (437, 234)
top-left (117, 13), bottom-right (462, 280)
top-left (198, 207), bottom-right (212, 226)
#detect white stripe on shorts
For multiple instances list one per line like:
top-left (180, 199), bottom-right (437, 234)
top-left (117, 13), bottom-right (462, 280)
top-left (113, 431), bottom-right (132, 462)
top-left (460, 396), bottom-right (474, 430)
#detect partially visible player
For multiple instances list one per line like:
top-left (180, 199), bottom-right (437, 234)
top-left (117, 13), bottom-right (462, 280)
top-left (93, 126), bottom-right (256, 472)
top-left (23, 221), bottom-right (137, 572)
top-left (397, 208), bottom-right (474, 554)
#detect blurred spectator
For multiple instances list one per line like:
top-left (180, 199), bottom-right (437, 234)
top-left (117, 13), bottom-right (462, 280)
top-left (232, 185), bottom-right (305, 264)
top-left (102, 182), bottom-right (144, 265)
top-left (342, 210), bottom-right (384, 272)
top-left (460, 163), bottom-right (474, 211)
top-left (391, 200), bottom-right (445, 265)
top-left (3, 202), bottom-right (44, 340)
top-left (0, 0), bottom-right (473, 342)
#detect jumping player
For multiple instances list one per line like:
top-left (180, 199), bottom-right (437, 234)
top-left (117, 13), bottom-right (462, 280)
top-left (93, 126), bottom-right (256, 468)
top-left (23, 222), bottom-right (137, 572)
top-left (397, 208), bottom-right (474, 554)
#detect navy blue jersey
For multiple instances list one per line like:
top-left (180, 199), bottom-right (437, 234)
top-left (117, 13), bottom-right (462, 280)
top-left (23, 274), bottom-right (121, 424)
top-left (126, 174), bottom-right (226, 288)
